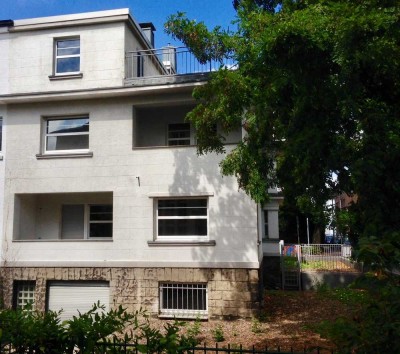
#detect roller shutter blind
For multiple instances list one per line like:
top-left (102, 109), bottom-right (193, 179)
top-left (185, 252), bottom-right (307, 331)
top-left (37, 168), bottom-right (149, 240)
top-left (48, 282), bottom-right (109, 322)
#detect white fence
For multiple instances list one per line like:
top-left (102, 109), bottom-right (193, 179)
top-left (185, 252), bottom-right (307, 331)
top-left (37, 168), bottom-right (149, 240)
top-left (281, 243), bottom-right (357, 271)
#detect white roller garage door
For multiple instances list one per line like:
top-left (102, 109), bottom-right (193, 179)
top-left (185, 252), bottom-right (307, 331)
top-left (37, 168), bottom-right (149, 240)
top-left (48, 282), bottom-right (110, 322)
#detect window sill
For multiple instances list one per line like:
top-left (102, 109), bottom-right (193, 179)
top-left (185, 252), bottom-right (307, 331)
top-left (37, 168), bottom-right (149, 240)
top-left (48, 73), bottom-right (83, 80)
top-left (148, 191), bottom-right (214, 198)
top-left (148, 240), bottom-right (216, 247)
top-left (262, 239), bottom-right (280, 243)
top-left (133, 143), bottom-right (238, 150)
top-left (13, 239), bottom-right (112, 242)
top-left (36, 152), bottom-right (93, 159)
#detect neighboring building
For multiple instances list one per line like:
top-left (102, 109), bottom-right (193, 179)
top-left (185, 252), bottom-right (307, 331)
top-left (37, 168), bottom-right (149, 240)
top-left (335, 192), bottom-right (357, 210)
top-left (0, 9), bottom-right (281, 319)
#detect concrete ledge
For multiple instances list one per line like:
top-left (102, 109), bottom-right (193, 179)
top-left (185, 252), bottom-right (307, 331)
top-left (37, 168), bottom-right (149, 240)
top-left (301, 270), bottom-right (362, 290)
top-left (49, 73), bottom-right (83, 80)
top-left (148, 240), bottom-right (216, 247)
top-left (36, 152), bottom-right (93, 159)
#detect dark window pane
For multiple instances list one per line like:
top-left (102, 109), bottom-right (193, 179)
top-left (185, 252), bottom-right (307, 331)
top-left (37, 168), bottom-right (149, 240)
top-left (47, 135), bottom-right (89, 151)
top-left (56, 57), bottom-right (80, 73)
top-left (158, 199), bottom-right (207, 216)
top-left (159, 208), bottom-right (206, 217)
top-left (169, 130), bottom-right (190, 139)
top-left (90, 223), bottom-right (112, 237)
top-left (90, 205), bottom-right (113, 221)
top-left (159, 199), bottom-right (207, 208)
top-left (169, 123), bottom-right (190, 131)
top-left (168, 139), bottom-right (190, 146)
top-left (158, 219), bottom-right (207, 236)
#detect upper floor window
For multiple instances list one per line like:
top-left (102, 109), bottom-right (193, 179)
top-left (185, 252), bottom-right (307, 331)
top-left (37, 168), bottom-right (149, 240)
top-left (55, 38), bottom-right (80, 74)
top-left (167, 123), bottom-right (191, 146)
top-left (44, 116), bottom-right (89, 154)
top-left (157, 198), bottom-right (208, 240)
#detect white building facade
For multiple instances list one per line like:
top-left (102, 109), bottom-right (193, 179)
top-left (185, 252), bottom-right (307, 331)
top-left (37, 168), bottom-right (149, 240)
top-left (0, 9), bottom-right (280, 319)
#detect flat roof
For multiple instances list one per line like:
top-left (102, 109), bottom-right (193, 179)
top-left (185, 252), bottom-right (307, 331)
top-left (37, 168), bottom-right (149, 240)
top-left (13, 8), bottom-right (130, 27)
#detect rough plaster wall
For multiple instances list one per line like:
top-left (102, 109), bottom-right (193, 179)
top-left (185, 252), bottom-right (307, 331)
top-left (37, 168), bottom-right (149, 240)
top-left (0, 33), bottom-right (9, 94)
top-left (8, 22), bottom-right (126, 94)
top-left (3, 97), bottom-right (258, 267)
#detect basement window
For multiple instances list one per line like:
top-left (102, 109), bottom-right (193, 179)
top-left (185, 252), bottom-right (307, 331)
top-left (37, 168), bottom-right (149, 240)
top-left (13, 281), bottom-right (36, 310)
top-left (159, 283), bottom-right (207, 319)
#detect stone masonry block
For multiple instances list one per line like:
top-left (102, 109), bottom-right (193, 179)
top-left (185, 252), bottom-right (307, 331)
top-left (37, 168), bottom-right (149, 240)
top-left (208, 280), bottom-right (217, 291)
top-left (134, 268), bottom-right (144, 279)
top-left (208, 290), bottom-right (222, 300)
top-left (178, 269), bottom-right (189, 282)
top-left (221, 269), bottom-right (235, 281)
top-left (144, 268), bottom-right (157, 280)
top-left (163, 268), bottom-right (172, 281)
top-left (171, 268), bottom-right (180, 281)
top-left (156, 268), bottom-right (165, 280)
top-left (248, 269), bottom-right (259, 282)
top-left (193, 270), bottom-right (208, 282)
top-left (235, 269), bottom-right (249, 282)
top-left (54, 268), bottom-right (63, 280)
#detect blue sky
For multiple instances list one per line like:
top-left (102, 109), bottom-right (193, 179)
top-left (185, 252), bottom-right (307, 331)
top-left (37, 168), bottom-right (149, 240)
top-left (0, 0), bottom-right (237, 47)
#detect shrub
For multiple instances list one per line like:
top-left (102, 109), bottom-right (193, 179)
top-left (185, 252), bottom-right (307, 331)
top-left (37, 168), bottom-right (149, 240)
top-left (0, 303), bottom-right (196, 353)
top-left (211, 324), bottom-right (225, 342)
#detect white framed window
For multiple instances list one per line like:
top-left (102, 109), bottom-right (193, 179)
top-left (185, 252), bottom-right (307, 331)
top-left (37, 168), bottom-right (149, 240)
top-left (157, 198), bottom-right (208, 240)
top-left (159, 283), bottom-right (207, 319)
top-left (61, 204), bottom-right (113, 239)
top-left (167, 123), bottom-right (191, 146)
top-left (44, 116), bottom-right (89, 154)
top-left (55, 38), bottom-right (80, 74)
top-left (89, 205), bottom-right (113, 238)
top-left (13, 281), bottom-right (36, 310)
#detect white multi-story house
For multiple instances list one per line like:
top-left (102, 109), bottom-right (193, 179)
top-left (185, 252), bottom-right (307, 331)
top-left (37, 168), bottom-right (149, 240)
top-left (0, 9), bottom-right (281, 319)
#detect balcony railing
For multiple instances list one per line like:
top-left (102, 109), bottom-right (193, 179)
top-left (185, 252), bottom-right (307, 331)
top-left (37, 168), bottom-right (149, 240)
top-left (125, 46), bottom-right (236, 81)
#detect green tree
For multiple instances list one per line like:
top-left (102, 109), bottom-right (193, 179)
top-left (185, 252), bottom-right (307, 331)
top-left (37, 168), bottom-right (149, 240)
top-left (165, 0), bottom-right (400, 246)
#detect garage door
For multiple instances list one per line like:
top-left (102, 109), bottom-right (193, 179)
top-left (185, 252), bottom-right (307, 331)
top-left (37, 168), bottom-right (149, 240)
top-left (48, 282), bottom-right (110, 322)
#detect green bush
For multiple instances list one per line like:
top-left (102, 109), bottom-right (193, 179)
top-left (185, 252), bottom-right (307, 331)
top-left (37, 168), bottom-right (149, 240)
top-left (315, 233), bottom-right (400, 354)
top-left (211, 324), bottom-right (225, 342)
top-left (0, 302), bottom-right (198, 353)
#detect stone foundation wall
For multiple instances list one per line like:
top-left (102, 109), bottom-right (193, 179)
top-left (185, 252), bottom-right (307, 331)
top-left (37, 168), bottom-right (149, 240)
top-left (1, 267), bottom-right (260, 319)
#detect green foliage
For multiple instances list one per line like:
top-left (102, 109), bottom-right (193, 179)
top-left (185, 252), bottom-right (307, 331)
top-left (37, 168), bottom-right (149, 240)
top-left (211, 324), bottom-right (225, 342)
top-left (63, 302), bottom-right (137, 353)
top-left (0, 304), bottom-right (65, 354)
top-left (251, 317), bottom-right (263, 334)
top-left (282, 255), bottom-right (299, 270)
top-left (186, 316), bottom-right (202, 343)
top-left (316, 276), bottom-right (400, 354)
top-left (0, 303), bottom-right (198, 354)
top-left (165, 0), bottom-right (400, 247)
